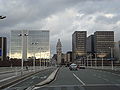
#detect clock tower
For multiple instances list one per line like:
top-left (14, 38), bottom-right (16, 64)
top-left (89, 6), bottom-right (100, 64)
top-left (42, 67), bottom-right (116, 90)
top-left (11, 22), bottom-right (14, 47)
top-left (56, 39), bottom-right (62, 65)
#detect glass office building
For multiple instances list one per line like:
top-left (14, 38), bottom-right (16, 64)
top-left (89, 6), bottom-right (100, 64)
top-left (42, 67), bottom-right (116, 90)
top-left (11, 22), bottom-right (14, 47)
top-left (10, 30), bottom-right (50, 60)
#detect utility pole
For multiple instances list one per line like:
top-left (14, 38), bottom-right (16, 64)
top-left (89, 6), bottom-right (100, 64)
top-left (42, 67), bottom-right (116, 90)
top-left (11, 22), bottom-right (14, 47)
top-left (18, 31), bottom-right (28, 76)
top-left (111, 48), bottom-right (113, 70)
top-left (95, 53), bottom-right (97, 68)
top-left (102, 57), bottom-right (104, 69)
top-left (31, 42), bottom-right (38, 72)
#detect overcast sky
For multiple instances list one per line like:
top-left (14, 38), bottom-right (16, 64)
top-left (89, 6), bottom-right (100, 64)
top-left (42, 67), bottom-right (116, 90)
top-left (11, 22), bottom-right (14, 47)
top-left (0, 0), bottom-right (120, 54)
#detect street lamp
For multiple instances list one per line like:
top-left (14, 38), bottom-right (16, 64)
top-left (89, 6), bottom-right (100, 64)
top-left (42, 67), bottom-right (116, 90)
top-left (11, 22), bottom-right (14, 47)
top-left (95, 53), bottom-right (97, 68)
top-left (42, 51), bottom-right (46, 68)
top-left (109, 47), bottom-right (114, 70)
top-left (102, 57), bottom-right (104, 69)
top-left (31, 42), bottom-right (38, 72)
top-left (87, 55), bottom-right (89, 67)
top-left (38, 48), bottom-right (43, 68)
top-left (18, 32), bottom-right (28, 76)
top-left (99, 51), bottom-right (104, 69)
top-left (90, 53), bottom-right (92, 68)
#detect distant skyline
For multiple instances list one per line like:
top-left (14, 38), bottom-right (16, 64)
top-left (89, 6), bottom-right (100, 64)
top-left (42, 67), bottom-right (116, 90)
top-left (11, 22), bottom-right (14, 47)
top-left (0, 0), bottom-right (120, 54)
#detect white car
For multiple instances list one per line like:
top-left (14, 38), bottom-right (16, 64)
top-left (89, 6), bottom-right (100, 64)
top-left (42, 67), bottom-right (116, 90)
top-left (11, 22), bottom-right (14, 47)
top-left (69, 63), bottom-right (78, 70)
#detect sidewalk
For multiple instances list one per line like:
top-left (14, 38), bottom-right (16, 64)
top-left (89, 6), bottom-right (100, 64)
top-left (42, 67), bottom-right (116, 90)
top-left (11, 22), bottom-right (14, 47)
top-left (0, 66), bottom-right (53, 89)
top-left (87, 66), bottom-right (120, 75)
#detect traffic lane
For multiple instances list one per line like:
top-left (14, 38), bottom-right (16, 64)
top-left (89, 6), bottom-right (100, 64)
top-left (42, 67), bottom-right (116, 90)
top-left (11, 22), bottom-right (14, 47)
top-left (83, 85), bottom-right (120, 90)
top-left (6, 67), bottom-right (56, 90)
top-left (73, 69), bottom-right (120, 90)
top-left (90, 69), bottom-right (120, 84)
top-left (36, 67), bottom-right (120, 90)
top-left (35, 85), bottom-right (120, 90)
top-left (0, 72), bottom-right (16, 81)
top-left (74, 69), bottom-right (111, 85)
top-left (35, 67), bottom-right (84, 90)
top-left (47, 67), bottom-right (83, 86)
top-left (0, 69), bottom-right (32, 83)
top-left (77, 69), bottom-right (120, 85)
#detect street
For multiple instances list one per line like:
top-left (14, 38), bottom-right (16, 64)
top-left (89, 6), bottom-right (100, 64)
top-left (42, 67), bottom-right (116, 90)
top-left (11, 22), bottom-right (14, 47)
top-left (35, 67), bottom-right (120, 90)
top-left (5, 67), bottom-right (56, 90)
top-left (0, 66), bottom-right (48, 87)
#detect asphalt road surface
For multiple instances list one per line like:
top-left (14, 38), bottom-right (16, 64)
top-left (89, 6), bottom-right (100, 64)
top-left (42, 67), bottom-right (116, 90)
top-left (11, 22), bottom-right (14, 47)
top-left (5, 67), bottom-right (56, 90)
top-left (35, 67), bottom-right (120, 90)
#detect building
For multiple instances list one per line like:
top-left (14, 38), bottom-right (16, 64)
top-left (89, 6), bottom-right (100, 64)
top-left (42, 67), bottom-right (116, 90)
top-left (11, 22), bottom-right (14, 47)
top-left (66, 51), bottom-right (72, 63)
top-left (10, 30), bottom-right (50, 60)
top-left (0, 37), bottom-right (7, 61)
top-left (51, 54), bottom-right (57, 66)
top-left (114, 41), bottom-right (120, 62)
top-left (56, 39), bottom-right (62, 65)
top-left (94, 31), bottom-right (114, 58)
top-left (61, 53), bottom-right (67, 65)
top-left (72, 31), bottom-right (87, 61)
top-left (86, 35), bottom-right (94, 54)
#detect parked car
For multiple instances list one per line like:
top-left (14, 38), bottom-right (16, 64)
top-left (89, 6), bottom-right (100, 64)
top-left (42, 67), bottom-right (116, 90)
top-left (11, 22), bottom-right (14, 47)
top-left (77, 65), bottom-right (85, 69)
top-left (69, 63), bottom-right (78, 70)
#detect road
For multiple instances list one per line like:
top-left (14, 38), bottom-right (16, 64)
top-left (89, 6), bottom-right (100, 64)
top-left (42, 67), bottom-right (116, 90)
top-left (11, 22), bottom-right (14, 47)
top-left (35, 67), bottom-right (120, 90)
top-left (0, 66), bottom-right (46, 85)
top-left (5, 67), bottom-right (56, 90)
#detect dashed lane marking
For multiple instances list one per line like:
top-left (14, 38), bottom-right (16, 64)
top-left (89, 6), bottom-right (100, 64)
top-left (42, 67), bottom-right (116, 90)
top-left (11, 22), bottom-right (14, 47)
top-left (73, 73), bottom-right (86, 86)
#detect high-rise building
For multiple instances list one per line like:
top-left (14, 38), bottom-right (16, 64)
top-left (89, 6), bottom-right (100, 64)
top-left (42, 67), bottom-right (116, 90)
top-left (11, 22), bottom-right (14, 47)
top-left (72, 31), bottom-right (87, 61)
top-left (56, 39), bottom-right (62, 65)
top-left (86, 35), bottom-right (94, 54)
top-left (0, 37), bottom-right (7, 61)
top-left (66, 51), bottom-right (72, 63)
top-left (94, 31), bottom-right (114, 58)
top-left (10, 30), bottom-right (50, 60)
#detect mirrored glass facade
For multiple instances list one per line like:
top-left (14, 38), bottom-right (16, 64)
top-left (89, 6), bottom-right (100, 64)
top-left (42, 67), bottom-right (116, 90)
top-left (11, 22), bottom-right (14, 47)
top-left (10, 30), bottom-right (50, 59)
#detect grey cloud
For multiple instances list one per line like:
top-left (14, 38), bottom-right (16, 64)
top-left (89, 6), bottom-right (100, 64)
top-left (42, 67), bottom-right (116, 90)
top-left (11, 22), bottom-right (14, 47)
top-left (0, 0), bottom-right (80, 29)
top-left (95, 15), bottom-right (120, 24)
top-left (1, 0), bottom-right (120, 53)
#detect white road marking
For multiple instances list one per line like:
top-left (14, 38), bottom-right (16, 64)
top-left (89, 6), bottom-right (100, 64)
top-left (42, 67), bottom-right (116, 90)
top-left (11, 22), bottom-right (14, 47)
top-left (0, 76), bottom-right (16, 82)
top-left (73, 73), bottom-right (86, 86)
top-left (111, 73), bottom-right (120, 77)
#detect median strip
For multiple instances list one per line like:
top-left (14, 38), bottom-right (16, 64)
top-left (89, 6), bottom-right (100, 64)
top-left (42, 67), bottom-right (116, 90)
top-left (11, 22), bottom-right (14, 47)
top-left (26, 68), bottom-right (59, 90)
top-left (35, 68), bottom-right (59, 86)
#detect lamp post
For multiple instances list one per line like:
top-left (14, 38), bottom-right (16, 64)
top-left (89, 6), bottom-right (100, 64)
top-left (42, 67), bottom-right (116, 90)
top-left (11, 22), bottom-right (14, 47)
top-left (42, 51), bottom-right (46, 68)
top-left (100, 51), bottom-right (104, 69)
top-left (95, 53), bottom-right (97, 68)
top-left (90, 54), bottom-right (92, 68)
top-left (18, 31), bottom-right (28, 76)
top-left (109, 47), bottom-right (114, 70)
top-left (102, 57), bottom-right (104, 69)
top-left (38, 48), bottom-right (43, 68)
top-left (31, 42), bottom-right (38, 72)
top-left (87, 55), bottom-right (88, 67)
top-left (44, 51), bottom-right (46, 68)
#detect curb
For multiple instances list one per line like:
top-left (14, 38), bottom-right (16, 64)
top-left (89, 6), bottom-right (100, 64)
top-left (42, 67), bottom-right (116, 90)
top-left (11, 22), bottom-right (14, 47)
top-left (0, 68), bottom-right (50, 89)
top-left (36, 68), bottom-right (59, 86)
top-left (26, 67), bottom-right (60, 90)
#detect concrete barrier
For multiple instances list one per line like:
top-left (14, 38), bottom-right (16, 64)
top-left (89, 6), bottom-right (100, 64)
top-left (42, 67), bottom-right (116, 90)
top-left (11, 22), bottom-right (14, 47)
top-left (26, 68), bottom-right (59, 90)
top-left (36, 68), bottom-right (59, 86)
